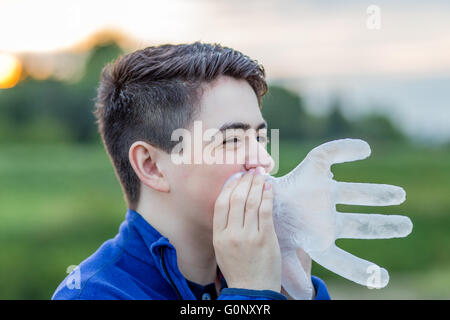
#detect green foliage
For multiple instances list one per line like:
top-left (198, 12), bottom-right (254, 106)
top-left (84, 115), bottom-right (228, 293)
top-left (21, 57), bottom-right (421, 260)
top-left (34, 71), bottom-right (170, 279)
top-left (261, 85), bottom-right (308, 140)
top-left (0, 42), bottom-right (123, 144)
top-left (0, 41), bottom-right (411, 146)
top-left (353, 112), bottom-right (406, 142)
top-left (325, 97), bottom-right (353, 138)
top-left (261, 86), bottom-right (406, 144)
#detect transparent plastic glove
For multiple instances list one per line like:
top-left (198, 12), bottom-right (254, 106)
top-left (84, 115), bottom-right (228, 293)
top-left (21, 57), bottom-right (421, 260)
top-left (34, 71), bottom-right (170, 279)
top-left (263, 138), bottom-right (413, 299)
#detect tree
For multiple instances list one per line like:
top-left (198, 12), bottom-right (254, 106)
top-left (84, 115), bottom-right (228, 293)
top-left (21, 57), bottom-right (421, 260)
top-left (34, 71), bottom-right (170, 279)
top-left (0, 42), bottom-right (124, 144)
top-left (325, 96), bottom-right (352, 139)
top-left (261, 85), bottom-right (308, 141)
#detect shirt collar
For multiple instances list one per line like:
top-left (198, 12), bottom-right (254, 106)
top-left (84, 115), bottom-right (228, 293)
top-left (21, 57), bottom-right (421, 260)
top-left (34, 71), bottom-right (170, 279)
top-left (119, 208), bottom-right (227, 299)
top-left (116, 208), bottom-right (173, 266)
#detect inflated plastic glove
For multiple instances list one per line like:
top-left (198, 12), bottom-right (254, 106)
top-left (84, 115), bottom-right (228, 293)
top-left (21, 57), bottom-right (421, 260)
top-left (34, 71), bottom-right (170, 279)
top-left (262, 138), bottom-right (413, 300)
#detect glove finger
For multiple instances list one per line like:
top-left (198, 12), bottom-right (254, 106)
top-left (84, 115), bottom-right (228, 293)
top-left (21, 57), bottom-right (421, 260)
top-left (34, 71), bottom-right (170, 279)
top-left (306, 139), bottom-right (371, 166)
top-left (334, 181), bottom-right (406, 206)
top-left (309, 244), bottom-right (389, 288)
top-left (335, 212), bottom-right (413, 239)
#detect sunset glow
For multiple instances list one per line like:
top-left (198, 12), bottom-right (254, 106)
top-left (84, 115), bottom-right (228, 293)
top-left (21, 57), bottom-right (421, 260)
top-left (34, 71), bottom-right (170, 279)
top-left (0, 53), bottom-right (22, 89)
top-left (0, 0), bottom-right (449, 81)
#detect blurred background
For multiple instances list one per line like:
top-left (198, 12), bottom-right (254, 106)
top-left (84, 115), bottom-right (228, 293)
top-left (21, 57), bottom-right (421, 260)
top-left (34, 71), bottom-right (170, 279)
top-left (0, 0), bottom-right (449, 299)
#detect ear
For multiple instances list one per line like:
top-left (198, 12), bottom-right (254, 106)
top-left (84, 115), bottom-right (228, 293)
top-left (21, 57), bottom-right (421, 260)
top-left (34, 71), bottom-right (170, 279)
top-left (128, 141), bottom-right (170, 193)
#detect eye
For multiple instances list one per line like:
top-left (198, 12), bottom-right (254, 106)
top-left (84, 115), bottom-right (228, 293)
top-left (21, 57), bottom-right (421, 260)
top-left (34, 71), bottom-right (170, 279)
top-left (257, 136), bottom-right (270, 143)
top-left (223, 137), bottom-right (240, 145)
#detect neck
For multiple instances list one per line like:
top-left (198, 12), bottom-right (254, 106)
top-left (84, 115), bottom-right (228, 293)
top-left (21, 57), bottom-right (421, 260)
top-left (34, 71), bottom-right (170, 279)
top-left (136, 192), bottom-right (218, 286)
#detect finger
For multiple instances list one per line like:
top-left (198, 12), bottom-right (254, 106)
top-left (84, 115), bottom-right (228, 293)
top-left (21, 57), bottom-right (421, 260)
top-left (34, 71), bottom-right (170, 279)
top-left (213, 172), bottom-right (245, 232)
top-left (334, 182), bottom-right (406, 206)
top-left (227, 171), bottom-right (255, 229)
top-left (335, 212), bottom-right (413, 239)
top-left (259, 181), bottom-right (274, 233)
top-left (281, 250), bottom-right (314, 300)
top-left (306, 139), bottom-right (371, 168)
top-left (309, 244), bottom-right (389, 288)
top-left (243, 168), bottom-right (266, 231)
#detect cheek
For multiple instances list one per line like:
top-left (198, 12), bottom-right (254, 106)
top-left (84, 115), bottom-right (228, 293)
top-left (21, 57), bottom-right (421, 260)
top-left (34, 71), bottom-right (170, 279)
top-left (204, 166), bottom-right (243, 213)
top-left (186, 165), bottom-right (242, 213)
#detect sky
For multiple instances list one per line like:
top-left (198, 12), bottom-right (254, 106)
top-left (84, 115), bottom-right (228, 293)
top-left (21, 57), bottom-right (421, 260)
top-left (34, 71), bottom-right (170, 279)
top-left (0, 0), bottom-right (449, 142)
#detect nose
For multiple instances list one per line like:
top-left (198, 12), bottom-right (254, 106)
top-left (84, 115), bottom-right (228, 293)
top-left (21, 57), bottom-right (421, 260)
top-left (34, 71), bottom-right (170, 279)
top-left (244, 134), bottom-right (274, 174)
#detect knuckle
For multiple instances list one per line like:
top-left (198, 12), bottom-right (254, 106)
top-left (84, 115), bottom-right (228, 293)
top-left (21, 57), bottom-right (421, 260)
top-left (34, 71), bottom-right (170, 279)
top-left (245, 198), bottom-right (258, 211)
top-left (230, 192), bottom-right (245, 204)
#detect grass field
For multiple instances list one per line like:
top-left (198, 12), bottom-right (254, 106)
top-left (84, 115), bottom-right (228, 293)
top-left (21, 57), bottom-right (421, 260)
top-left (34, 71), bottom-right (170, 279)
top-left (0, 140), bottom-right (449, 299)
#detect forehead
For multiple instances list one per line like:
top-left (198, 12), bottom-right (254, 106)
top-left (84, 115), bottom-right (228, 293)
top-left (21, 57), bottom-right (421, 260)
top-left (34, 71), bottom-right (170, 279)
top-left (197, 76), bottom-right (264, 130)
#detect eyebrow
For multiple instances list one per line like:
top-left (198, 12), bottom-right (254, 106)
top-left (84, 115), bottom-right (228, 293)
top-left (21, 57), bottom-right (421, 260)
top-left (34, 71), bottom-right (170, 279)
top-left (218, 120), bottom-right (267, 132)
top-left (204, 121), bottom-right (267, 145)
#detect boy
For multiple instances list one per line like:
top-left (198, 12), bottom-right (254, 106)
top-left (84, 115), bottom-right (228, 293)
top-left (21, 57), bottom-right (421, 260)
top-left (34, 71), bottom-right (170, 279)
top-left (52, 42), bottom-right (330, 300)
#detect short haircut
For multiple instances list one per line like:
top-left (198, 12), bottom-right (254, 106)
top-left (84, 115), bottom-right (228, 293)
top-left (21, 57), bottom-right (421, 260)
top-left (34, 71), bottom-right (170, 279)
top-left (94, 41), bottom-right (268, 209)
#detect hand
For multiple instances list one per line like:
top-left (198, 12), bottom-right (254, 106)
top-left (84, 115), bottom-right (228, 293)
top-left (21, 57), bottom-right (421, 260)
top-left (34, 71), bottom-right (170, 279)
top-left (213, 167), bottom-right (282, 292)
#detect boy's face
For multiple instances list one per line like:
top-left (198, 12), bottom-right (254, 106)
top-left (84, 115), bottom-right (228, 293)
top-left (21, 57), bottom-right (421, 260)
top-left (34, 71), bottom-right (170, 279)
top-left (164, 75), bottom-right (274, 231)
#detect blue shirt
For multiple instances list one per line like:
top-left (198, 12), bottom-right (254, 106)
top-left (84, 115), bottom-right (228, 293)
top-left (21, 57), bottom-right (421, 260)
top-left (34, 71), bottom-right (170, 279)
top-left (52, 209), bottom-right (331, 300)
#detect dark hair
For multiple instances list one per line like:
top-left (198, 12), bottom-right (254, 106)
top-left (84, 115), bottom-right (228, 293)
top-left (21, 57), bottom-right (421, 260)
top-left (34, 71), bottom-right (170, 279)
top-left (94, 41), bottom-right (268, 210)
